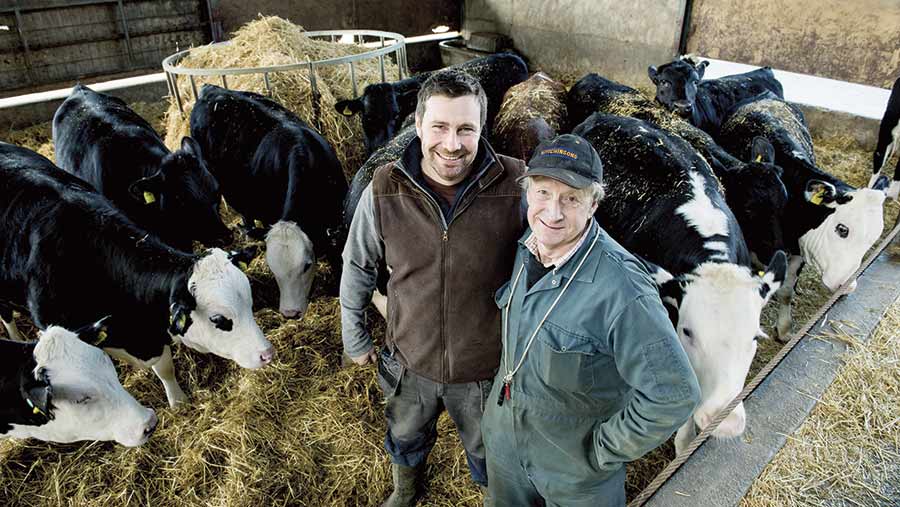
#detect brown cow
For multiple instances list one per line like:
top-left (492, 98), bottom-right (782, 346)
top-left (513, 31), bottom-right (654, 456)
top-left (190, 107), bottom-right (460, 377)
top-left (492, 73), bottom-right (567, 161)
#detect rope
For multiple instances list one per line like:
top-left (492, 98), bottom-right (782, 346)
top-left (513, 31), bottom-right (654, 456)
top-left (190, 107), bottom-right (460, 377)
top-left (628, 216), bottom-right (900, 507)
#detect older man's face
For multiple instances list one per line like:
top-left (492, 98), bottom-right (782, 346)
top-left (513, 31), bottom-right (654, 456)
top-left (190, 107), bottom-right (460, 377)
top-left (526, 176), bottom-right (597, 255)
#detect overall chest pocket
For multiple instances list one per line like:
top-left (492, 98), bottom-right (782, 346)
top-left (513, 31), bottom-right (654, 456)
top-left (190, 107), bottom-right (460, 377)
top-left (536, 321), bottom-right (607, 391)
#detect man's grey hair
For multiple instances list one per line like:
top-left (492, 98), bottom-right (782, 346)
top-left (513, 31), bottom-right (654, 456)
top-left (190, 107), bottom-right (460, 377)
top-left (415, 69), bottom-right (488, 128)
top-left (520, 175), bottom-right (605, 204)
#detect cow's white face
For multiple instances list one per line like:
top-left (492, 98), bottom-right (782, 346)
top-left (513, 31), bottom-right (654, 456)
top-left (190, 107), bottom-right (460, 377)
top-left (265, 221), bottom-right (317, 319)
top-left (178, 249), bottom-right (274, 368)
top-left (675, 262), bottom-right (781, 438)
top-left (8, 327), bottom-right (157, 446)
top-left (800, 188), bottom-right (885, 292)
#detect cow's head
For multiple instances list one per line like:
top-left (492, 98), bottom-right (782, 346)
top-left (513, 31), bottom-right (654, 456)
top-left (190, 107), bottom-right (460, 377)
top-left (6, 324), bottom-right (157, 446)
top-left (800, 181), bottom-right (886, 292)
top-left (659, 252), bottom-right (786, 439)
top-left (335, 82), bottom-right (420, 154)
top-left (168, 248), bottom-right (274, 368)
top-left (717, 137), bottom-right (789, 264)
top-left (265, 221), bottom-right (317, 319)
top-left (648, 58), bottom-right (709, 118)
top-left (128, 137), bottom-right (232, 249)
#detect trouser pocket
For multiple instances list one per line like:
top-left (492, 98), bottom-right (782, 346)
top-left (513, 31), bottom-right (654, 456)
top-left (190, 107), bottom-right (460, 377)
top-left (377, 348), bottom-right (405, 397)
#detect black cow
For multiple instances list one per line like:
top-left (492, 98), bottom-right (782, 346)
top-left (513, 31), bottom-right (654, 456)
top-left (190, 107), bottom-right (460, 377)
top-left (870, 76), bottom-right (900, 199)
top-left (648, 57), bottom-right (784, 135)
top-left (567, 73), bottom-right (789, 265)
top-left (718, 95), bottom-right (888, 338)
top-left (334, 52), bottom-right (529, 154)
top-left (190, 85), bottom-right (348, 318)
top-left (53, 85), bottom-right (231, 251)
top-left (0, 143), bottom-right (273, 408)
top-left (573, 112), bottom-right (786, 456)
top-left (1, 326), bottom-right (157, 446)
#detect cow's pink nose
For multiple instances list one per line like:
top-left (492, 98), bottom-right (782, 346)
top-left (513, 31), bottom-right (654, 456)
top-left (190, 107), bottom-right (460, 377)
top-left (281, 309), bottom-right (301, 319)
top-left (260, 347), bottom-right (275, 365)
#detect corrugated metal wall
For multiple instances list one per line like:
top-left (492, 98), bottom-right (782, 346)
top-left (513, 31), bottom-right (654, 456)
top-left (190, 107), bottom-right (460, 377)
top-left (0, 0), bottom-right (207, 92)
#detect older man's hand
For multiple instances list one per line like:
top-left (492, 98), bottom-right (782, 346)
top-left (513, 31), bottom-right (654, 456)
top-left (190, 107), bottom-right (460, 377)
top-left (350, 348), bottom-right (378, 365)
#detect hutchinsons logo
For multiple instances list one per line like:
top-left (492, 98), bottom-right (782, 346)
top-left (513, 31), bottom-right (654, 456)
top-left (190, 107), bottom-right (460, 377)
top-left (541, 148), bottom-right (578, 160)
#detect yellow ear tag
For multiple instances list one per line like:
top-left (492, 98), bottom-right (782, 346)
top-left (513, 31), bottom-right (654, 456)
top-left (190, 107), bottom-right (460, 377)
top-left (143, 191), bottom-right (156, 204)
top-left (758, 271), bottom-right (765, 277)
top-left (238, 261), bottom-right (249, 271)
top-left (33, 406), bottom-right (42, 415)
top-left (342, 106), bottom-right (354, 116)
top-left (755, 154), bottom-right (763, 163)
top-left (810, 189), bottom-right (825, 206)
top-left (96, 329), bottom-right (108, 345)
top-left (177, 314), bottom-right (187, 329)
top-left (254, 219), bottom-right (264, 229)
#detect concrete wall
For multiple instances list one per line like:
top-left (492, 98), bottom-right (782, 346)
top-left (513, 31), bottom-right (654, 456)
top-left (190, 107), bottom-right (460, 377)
top-left (686, 0), bottom-right (900, 88)
top-left (463, 0), bottom-right (687, 87)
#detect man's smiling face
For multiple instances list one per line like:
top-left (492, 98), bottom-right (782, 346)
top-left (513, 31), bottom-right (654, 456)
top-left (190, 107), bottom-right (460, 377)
top-left (415, 94), bottom-right (482, 185)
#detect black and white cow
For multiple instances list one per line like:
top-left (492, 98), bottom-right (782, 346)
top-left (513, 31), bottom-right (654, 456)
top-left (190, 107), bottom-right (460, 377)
top-left (573, 113), bottom-right (787, 454)
top-left (567, 73), bottom-right (790, 265)
top-left (53, 84), bottom-right (232, 251)
top-left (1, 325), bottom-right (157, 446)
top-left (0, 143), bottom-right (273, 408)
top-left (869, 76), bottom-right (900, 199)
top-left (334, 52), bottom-right (529, 154)
top-left (190, 85), bottom-right (348, 319)
top-left (648, 57), bottom-right (784, 135)
top-left (718, 95), bottom-right (888, 338)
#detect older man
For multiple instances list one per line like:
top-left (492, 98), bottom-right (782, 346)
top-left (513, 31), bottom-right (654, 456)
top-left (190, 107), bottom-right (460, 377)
top-left (341, 69), bottom-right (525, 506)
top-left (481, 134), bottom-right (700, 506)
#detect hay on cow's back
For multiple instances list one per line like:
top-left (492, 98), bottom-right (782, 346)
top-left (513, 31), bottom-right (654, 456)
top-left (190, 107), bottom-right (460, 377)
top-left (163, 16), bottom-right (400, 180)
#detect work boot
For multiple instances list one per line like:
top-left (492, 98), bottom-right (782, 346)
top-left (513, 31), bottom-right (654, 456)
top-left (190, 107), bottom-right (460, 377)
top-left (479, 484), bottom-right (493, 507)
top-left (382, 463), bottom-right (423, 507)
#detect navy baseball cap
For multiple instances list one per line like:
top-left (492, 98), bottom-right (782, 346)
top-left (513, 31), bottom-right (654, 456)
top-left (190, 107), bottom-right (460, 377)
top-left (519, 134), bottom-right (603, 189)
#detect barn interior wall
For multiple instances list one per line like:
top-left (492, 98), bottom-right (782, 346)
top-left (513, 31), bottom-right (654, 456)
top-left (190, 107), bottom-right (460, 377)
top-left (686, 0), bottom-right (900, 89)
top-left (462, 0), bottom-right (688, 89)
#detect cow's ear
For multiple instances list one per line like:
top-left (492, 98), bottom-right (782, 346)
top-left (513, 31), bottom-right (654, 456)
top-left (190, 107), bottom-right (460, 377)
top-left (647, 65), bottom-right (659, 83)
top-left (168, 274), bottom-right (196, 336)
top-left (750, 136), bottom-right (775, 164)
top-left (757, 250), bottom-right (787, 302)
top-left (75, 315), bottom-right (113, 347)
top-left (696, 60), bottom-right (709, 79)
top-left (20, 366), bottom-right (54, 421)
top-left (658, 277), bottom-right (685, 311)
top-left (334, 98), bottom-right (363, 117)
top-left (804, 179), bottom-right (841, 207)
top-left (128, 172), bottom-right (164, 205)
top-left (180, 136), bottom-right (203, 159)
top-left (228, 245), bottom-right (258, 271)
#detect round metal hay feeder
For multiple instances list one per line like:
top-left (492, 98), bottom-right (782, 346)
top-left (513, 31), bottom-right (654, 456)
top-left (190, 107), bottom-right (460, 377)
top-left (161, 29), bottom-right (409, 120)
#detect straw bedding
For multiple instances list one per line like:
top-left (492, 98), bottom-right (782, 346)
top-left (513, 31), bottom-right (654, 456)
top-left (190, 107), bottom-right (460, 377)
top-left (2, 31), bottom-right (899, 504)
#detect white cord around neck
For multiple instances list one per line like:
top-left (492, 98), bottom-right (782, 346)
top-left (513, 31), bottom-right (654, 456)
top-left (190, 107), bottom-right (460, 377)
top-left (502, 227), bottom-right (601, 386)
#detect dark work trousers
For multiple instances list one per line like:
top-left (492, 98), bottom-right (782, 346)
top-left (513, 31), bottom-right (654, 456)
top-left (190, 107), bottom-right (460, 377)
top-left (486, 455), bottom-right (626, 507)
top-left (377, 348), bottom-right (493, 486)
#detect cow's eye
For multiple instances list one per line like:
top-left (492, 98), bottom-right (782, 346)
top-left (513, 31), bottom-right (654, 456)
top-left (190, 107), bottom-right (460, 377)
top-left (835, 224), bottom-right (849, 238)
top-left (76, 395), bottom-right (92, 405)
top-left (302, 261), bottom-right (313, 273)
top-left (209, 314), bottom-right (233, 331)
top-left (661, 81), bottom-right (671, 88)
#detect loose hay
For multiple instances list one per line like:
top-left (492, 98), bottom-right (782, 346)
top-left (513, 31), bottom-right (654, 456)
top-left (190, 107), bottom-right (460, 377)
top-left (162, 16), bottom-right (400, 181)
top-left (741, 296), bottom-right (900, 506)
